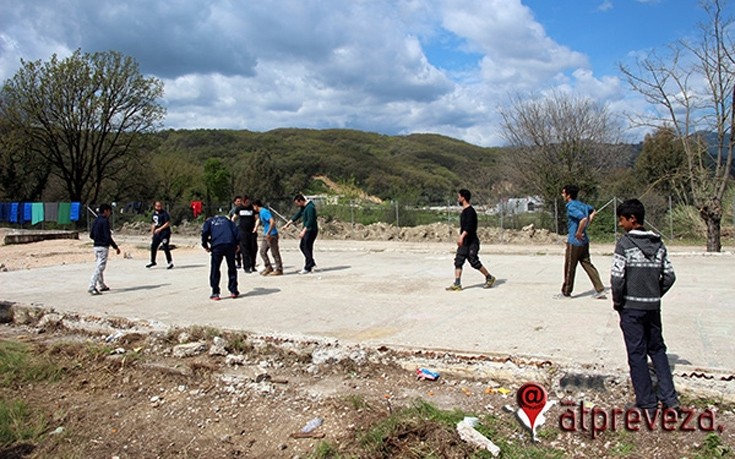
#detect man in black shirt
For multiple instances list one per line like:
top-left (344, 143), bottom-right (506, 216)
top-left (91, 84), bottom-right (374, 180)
top-left (446, 189), bottom-right (496, 291)
top-left (234, 195), bottom-right (258, 273)
top-left (146, 201), bottom-right (174, 269)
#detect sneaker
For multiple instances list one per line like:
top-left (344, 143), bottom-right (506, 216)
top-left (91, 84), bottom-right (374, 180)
top-left (261, 267), bottom-right (274, 276)
top-left (88, 288), bottom-right (102, 296)
top-left (209, 294), bottom-right (220, 301)
top-left (235, 263), bottom-right (241, 269)
top-left (229, 291), bottom-right (239, 299)
top-left (592, 290), bottom-right (607, 300)
top-left (298, 268), bottom-right (311, 275)
top-left (484, 275), bottom-right (496, 289)
top-left (269, 270), bottom-right (283, 276)
top-left (445, 284), bottom-right (462, 291)
top-left (553, 293), bottom-right (571, 300)
top-left (98, 285), bottom-right (110, 292)
top-left (146, 262), bottom-right (157, 268)
top-left (167, 263), bottom-right (174, 270)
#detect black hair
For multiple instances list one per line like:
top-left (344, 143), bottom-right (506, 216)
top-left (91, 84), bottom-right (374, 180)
top-left (616, 199), bottom-right (645, 225)
top-left (458, 189), bottom-right (471, 202)
top-left (233, 195), bottom-right (242, 201)
top-left (98, 203), bottom-right (112, 213)
top-left (562, 184), bottom-right (579, 200)
top-left (294, 193), bottom-right (306, 202)
top-left (253, 199), bottom-right (263, 207)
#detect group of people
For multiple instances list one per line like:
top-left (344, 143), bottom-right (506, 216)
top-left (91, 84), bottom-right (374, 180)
top-left (201, 193), bottom-right (319, 300)
top-left (447, 185), bottom-right (680, 416)
top-left (88, 185), bottom-right (680, 415)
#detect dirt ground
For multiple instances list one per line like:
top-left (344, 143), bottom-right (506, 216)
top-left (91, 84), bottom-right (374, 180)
top-left (1, 225), bottom-right (734, 458)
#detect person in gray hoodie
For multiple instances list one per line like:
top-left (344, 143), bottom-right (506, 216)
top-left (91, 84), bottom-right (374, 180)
top-left (611, 199), bottom-right (679, 414)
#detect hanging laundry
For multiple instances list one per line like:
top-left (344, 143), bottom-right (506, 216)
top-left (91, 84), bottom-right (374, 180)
top-left (31, 202), bottom-right (44, 225)
top-left (44, 202), bottom-right (59, 222)
top-left (57, 202), bottom-right (71, 224)
top-left (70, 202), bottom-right (81, 221)
top-left (23, 202), bottom-right (32, 223)
top-left (9, 203), bottom-right (19, 223)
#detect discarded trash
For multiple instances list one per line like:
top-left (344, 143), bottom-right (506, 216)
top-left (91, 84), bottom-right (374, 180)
top-left (301, 417), bottom-right (323, 433)
top-left (460, 387), bottom-right (473, 396)
top-left (416, 368), bottom-right (440, 381)
top-left (456, 417), bottom-right (500, 457)
top-left (497, 387), bottom-right (511, 395)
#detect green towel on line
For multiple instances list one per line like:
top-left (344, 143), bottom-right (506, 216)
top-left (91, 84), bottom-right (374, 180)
top-left (57, 202), bottom-right (71, 225)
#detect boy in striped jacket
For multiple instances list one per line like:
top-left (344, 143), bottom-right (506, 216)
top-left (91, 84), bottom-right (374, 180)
top-left (611, 199), bottom-right (679, 414)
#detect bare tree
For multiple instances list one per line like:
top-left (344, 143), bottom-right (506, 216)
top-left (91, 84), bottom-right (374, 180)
top-left (620, 0), bottom-right (734, 251)
top-left (1, 49), bottom-right (165, 204)
top-left (498, 90), bottom-right (627, 218)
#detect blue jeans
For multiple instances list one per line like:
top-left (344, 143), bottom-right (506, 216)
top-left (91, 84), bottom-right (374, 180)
top-left (209, 245), bottom-right (238, 295)
top-left (619, 309), bottom-right (679, 409)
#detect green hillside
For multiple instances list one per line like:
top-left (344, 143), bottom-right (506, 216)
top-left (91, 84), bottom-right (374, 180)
top-left (154, 128), bottom-right (502, 204)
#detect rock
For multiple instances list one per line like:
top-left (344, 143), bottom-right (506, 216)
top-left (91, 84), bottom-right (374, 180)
top-left (0, 301), bottom-right (14, 323)
top-left (173, 342), bottom-right (207, 358)
top-left (37, 312), bottom-right (64, 329)
top-left (225, 354), bottom-right (246, 366)
top-left (209, 336), bottom-right (228, 356)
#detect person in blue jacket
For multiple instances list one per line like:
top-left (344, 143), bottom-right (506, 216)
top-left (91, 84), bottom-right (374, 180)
top-left (88, 203), bottom-right (120, 295)
top-left (201, 213), bottom-right (240, 300)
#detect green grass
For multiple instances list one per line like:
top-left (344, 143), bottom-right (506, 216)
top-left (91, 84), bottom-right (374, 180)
top-left (693, 432), bottom-right (731, 458)
top-left (0, 399), bottom-right (48, 447)
top-left (0, 341), bottom-right (63, 388)
top-left (0, 340), bottom-right (62, 449)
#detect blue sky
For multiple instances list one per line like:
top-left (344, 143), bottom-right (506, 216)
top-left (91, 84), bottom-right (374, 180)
top-left (0, 0), bottom-right (719, 146)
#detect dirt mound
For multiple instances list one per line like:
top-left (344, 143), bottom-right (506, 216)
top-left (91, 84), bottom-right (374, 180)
top-left (120, 219), bottom-right (565, 245)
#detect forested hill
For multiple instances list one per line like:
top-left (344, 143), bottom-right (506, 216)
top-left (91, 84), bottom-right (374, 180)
top-left (153, 128), bottom-right (502, 204)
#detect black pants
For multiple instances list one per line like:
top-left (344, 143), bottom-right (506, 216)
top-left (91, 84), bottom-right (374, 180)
top-left (151, 232), bottom-right (172, 264)
top-left (300, 229), bottom-right (318, 271)
top-left (209, 245), bottom-right (238, 295)
top-left (619, 309), bottom-right (678, 410)
top-left (239, 229), bottom-right (258, 271)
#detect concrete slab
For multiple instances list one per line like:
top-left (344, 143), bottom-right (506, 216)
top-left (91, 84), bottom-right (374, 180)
top-left (1, 237), bottom-right (733, 377)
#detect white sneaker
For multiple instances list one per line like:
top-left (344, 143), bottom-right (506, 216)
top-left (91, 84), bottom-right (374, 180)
top-left (298, 268), bottom-right (312, 275)
top-left (552, 293), bottom-right (571, 300)
top-left (592, 290), bottom-right (607, 300)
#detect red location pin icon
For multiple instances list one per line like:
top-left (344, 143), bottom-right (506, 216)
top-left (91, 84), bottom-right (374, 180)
top-left (517, 382), bottom-right (548, 430)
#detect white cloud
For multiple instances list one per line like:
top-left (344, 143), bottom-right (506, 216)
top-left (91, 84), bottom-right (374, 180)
top-left (0, 0), bottom-right (639, 146)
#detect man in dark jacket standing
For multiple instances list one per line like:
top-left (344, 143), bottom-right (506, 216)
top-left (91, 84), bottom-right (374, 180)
top-left (283, 194), bottom-right (319, 274)
top-left (88, 203), bottom-right (120, 295)
top-left (233, 195), bottom-right (258, 273)
top-left (202, 213), bottom-right (240, 300)
top-left (611, 199), bottom-right (679, 414)
top-left (147, 201), bottom-right (174, 269)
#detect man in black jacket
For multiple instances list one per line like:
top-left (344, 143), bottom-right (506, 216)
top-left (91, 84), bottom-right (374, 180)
top-left (88, 203), bottom-right (120, 295)
top-left (202, 214), bottom-right (240, 300)
top-left (611, 199), bottom-right (679, 414)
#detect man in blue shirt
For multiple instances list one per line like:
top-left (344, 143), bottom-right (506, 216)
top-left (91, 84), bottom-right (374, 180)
top-left (555, 184), bottom-right (606, 299)
top-left (253, 199), bottom-right (283, 276)
top-left (201, 213), bottom-right (240, 300)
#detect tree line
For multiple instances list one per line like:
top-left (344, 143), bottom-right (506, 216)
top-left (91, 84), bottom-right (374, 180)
top-left (0, 0), bottom-right (732, 250)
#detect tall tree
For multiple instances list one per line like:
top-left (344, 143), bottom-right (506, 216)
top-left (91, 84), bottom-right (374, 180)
top-left (498, 90), bottom-right (626, 221)
top-left (0, 49), bottom-right (165, 204)
top-left (203, 158), bottom-right (231, 213)
top-left (620, 0), bottom-right (734, 251)
top-left (635, 126), bottom-right (690, 202)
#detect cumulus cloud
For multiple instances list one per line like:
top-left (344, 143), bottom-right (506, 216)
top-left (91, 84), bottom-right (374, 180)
top-left (0, 0), bottom-right (633, 146)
